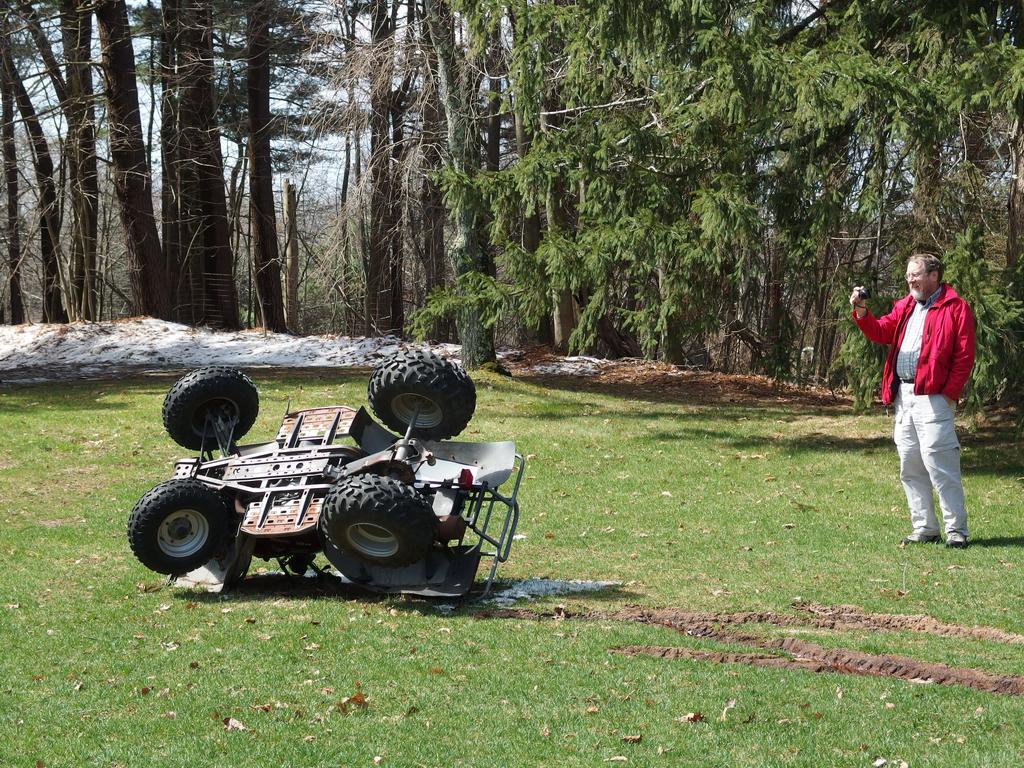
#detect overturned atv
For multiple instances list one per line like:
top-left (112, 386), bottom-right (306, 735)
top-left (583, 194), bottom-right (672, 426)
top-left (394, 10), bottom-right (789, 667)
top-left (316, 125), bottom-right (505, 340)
top-left (127, 351), bottom-right (524, 597)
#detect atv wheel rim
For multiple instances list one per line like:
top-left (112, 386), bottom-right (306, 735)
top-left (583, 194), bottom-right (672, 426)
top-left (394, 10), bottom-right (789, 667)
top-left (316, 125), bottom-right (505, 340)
top-left (191, 399), bottom-right (238, 434)
top-left (346, 523), bottom-right (400, 558)
top-left (391, 393), bottom-right (442, 428)
top-left (157, 509), bottom-right (210, 558)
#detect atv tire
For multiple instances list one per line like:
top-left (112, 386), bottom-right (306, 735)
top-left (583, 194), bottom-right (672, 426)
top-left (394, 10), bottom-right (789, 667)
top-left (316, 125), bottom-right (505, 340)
top-left (163, 366), bottom-right (259, 450)
top-left (367, 350), bottom-right (475, 439)
top-left (128, 479), bottom-right (231, 576)
top-left (320, 474), bottom-right (437, 567)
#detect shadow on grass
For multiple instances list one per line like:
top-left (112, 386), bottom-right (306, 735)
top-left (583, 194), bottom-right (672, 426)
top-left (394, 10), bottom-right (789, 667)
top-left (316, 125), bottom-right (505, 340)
top-left (644, 425), bottom-right (895, 454)
top-left (173, 572), bottom-right (385, 603)
top-left (965, 535), bottom-right (1024, 548)
top-left (508, 371), bottom-right (851, 414)
top-left (170, 571), bottom-right (634, 609)
top-left (0, 393), bottom-right (126, 414)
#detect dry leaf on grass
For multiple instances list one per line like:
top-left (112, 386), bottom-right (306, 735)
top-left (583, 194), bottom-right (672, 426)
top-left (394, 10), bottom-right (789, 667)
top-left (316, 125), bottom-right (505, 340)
top-left (675, 712), bottom-right (704, 723)
top-left (223, 717), bottom-right (248, 731)
top-left (335, 691), bottom-right (369, 714)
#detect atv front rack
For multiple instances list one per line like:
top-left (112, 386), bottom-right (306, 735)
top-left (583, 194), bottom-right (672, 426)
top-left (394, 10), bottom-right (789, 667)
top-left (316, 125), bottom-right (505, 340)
top-left (416, 451), bottom-right (525, 597)
top-left (458, 452), bottom-right (524, 595)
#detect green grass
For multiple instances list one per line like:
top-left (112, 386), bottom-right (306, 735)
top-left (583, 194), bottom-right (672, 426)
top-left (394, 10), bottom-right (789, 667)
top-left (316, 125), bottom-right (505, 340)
top-left (1, 369), bottom-right (1023, 767)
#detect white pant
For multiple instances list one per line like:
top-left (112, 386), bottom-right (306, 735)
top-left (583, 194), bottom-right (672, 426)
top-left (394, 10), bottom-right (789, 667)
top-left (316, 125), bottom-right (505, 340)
top-left (893, 383), bottom-right (968, 537)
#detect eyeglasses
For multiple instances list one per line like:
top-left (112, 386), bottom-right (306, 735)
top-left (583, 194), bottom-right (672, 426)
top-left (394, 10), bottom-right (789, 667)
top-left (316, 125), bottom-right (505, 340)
top-left (906, 270), bottom-right (936, 281)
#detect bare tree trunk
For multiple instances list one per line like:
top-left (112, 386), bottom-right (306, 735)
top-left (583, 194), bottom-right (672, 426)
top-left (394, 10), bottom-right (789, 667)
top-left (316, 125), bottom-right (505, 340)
top-left (61, 0), bottom-right (99, 320)
top-left (366, 0), bottom-right (395, 335)
top-left (95, 0), bottom-right (173, 319)
top-left (222, 67), bottom-right (249, 315)
top-left (513, 105), bottom-right (546, 343)
top-left (247, 0), bottom-right (286, 332)
top-left (486, 66), bottom-right (500, 174)
top-left (2, 47), bottom-right (67, 323)
top-left (386, 0), bottom-right (414, 332)
top-left (421, 43), bottom-right (450, 341)
top-left (160, 0), bottom-right (184, 319)
top-left (657, 262), bottom-right (684, 364)
top-left (911, 139), bottom-right (942, 253)
top-left (762, 244), bottom-right (788, 376)
top-left (513, 111), bottom-right (540, 257)
top-left (197, 3), bottom-right (239, 329)
top-left (1008, 118), bottom-right (1024, 273)
top-left (227, 141), bottom-right (247, 284)
top-left (538, 92), bottom-right (580, 353)
top-left (423, 0), bottom-right (495, 367)
top-left (1, 24), bottom-right (24, 324)
top-left (480, 28), bottom-right (501, 284)
top-left (170, 0), bottom-right (239, 329)
top-left (17, 2), bottom-right (68, 104)
top-left (595, 312), bottom-right (640, 357)
top-left (283, 179), bottom-right (300, 331)
top-left (544, 175), bottom-right (578, 354)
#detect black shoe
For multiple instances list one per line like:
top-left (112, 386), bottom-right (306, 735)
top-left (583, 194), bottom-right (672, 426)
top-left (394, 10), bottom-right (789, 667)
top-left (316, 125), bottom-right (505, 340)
top-left (945, 532), bottom-right (968, 549)
top-left (900, 533), bottom-right (941, 546)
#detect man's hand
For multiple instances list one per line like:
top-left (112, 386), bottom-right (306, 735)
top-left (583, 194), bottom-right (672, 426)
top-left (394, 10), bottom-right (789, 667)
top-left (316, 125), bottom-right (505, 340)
top-left (849, 287), bottom-right (868, 317)
top-left (944, 395), bottom-right (956, 410)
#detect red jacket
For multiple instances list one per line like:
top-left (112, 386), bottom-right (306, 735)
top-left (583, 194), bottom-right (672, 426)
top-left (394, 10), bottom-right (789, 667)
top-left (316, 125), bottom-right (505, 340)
top-left (852, 285), bottom-right (975, 405)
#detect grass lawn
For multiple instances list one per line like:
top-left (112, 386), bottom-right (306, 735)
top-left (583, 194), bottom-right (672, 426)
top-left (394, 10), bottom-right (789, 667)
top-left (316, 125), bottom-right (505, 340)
top-left (1, 367), bottom-right (1022, 767)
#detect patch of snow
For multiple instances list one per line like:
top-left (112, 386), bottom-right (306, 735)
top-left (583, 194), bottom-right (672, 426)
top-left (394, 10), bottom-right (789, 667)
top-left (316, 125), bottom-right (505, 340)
top-left (0, 319), bottom-right (603, 382)
top-left (0, 319), bottom-right (460, 382)
top-left (485, 578), bottom-right (620, 605)
top-left (529, 356), bottom-right (605, 376)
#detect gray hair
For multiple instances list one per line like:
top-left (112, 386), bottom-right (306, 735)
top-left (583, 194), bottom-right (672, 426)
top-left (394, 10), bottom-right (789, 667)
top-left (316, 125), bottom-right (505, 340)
top-left (908, 253), bottom-right (944, 281)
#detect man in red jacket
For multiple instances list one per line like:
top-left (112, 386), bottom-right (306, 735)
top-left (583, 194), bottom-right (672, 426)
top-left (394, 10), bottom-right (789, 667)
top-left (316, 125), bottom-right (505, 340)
top-left (850, 254), bottom-right (975, 549)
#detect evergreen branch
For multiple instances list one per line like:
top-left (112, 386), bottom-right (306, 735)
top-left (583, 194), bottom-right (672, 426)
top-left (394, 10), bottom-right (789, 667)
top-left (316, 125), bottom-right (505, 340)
top-left (615, 77), bottom-right (714, 146)
top-left (540, 95), bottom-right (651, 119)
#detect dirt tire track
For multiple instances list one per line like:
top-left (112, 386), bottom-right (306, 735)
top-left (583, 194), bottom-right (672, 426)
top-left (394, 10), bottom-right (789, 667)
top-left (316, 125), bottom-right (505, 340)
top-left (791, 601), bottom-right (1024, 644)
top-left (614, 635), bottom-right (1024, 696)
top-left (475, 604), bottom-right (1024, 696)
top-left (480, 603), bottom-right (1024, 645)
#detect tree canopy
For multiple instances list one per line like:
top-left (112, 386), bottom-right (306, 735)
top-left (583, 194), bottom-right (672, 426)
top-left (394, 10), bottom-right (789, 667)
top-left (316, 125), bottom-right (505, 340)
top-left (1, 1), bottom-right (1021, 406)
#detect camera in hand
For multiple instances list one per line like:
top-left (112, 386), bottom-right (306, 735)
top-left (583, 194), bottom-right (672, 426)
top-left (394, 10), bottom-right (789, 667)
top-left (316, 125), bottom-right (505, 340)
top-left (856, 287), bottom-right (871, 300)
